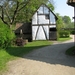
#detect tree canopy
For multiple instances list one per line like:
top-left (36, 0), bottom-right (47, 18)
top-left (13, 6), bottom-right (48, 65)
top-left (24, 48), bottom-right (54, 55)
top-left (0, 0), bottom-right (54, 27)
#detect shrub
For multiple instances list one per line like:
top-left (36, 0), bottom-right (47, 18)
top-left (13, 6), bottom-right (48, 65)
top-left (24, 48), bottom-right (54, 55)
top-left (15, 38), bottom-right (25, 46)
top-left (70, 30), bottom-right (75, 34)
top-left (59, 31), bottom-right (70, 38)
top-left (0, 21), bottom-right (15, 49)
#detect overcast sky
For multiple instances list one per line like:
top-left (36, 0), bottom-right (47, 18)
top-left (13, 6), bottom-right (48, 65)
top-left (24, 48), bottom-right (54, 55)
top-left (54, 0), bottom-right (74, 21)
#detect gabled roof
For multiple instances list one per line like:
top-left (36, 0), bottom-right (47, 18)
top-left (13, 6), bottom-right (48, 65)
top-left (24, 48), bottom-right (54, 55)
top-left (32, 3), bottom-right (58, 20)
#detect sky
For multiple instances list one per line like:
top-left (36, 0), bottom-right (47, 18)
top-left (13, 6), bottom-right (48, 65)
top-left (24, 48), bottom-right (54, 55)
top-left (54, 0), bottom-right (74, 21)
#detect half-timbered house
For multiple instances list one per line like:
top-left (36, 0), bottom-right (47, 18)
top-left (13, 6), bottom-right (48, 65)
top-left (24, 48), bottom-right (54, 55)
top-left (15, 4), bottom-right (58, 41)
top-left (32, 4), bottom-right (58, 40)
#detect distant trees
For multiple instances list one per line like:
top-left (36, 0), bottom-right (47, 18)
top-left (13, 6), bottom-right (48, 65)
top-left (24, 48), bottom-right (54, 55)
top-left (56, 14), bottom-right (74, 38)
top-left (62, 16), bottom-right (74, 28)
top-left (62, 16), bottom-right (71, 24)
top-left (56, 14), bottom-right (74, 29)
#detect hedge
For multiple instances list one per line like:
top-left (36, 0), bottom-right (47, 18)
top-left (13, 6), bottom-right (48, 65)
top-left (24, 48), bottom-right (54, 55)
top-left (59, 31), bottom-right (70, 38)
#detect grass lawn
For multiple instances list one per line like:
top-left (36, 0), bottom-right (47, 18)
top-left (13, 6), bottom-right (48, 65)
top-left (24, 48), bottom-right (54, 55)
top-left (66, 46), bottom-right (75, 56)
top-left (58, 37), bottom-right (72, 42)
top-left (0, 41), bottom-right (52, 73)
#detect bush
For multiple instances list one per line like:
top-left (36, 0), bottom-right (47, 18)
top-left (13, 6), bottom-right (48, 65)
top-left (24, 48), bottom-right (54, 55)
top-left (70, 30), bottom-right (75, 34)
top-left (59, 31), bottom-right (70, 38)
top-left (15, 38), bottom-right (25, 46)
top-left (0, 21), bottom-right (15, 49)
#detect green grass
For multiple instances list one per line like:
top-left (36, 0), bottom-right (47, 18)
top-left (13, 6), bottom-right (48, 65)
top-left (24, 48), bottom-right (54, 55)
top-left (0, 49), bottom-right (15, 74)
top-left (0, 41), bottom-right (52, 73)
top-left (6, 41), bottom-right (52, 57)
top-left (66, 46), bottom-right (75, 56)
top-left (58, 37), bottom-right (72, 42)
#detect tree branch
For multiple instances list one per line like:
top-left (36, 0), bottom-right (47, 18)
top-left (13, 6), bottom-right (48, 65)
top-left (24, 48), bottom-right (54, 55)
top-left (5, 5), bottom-right (11, 22)
top-left (0, 6), bottom-right (10, 26)
top-left (11, 1), bottom-right (19, 24)
top-left (18, 0), bottom-right (30, 11)
top-left (0, 15), bottom-right (2, 18)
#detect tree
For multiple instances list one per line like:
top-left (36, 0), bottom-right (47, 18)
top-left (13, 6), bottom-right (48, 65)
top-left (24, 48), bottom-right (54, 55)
top-left (16, 0), bottom-right (49, 22)
top-left (62, 16), bottom-right (71, 24)
top-left (56, 13), bottom-right (64, 31)
top-left (47, 3), bottom-right (54, 11)
top-left (0, 0), bottom-right (54, 27)
top-left (62, 16), bottom-right (72, 28)
top-left (69, 22), bottom-right (74, 28)
top-left (56, 13), bottom-right (65, 38)
top-left (0, 0), bottom-right (30, 27)
top-left (47, 0), bottom-right (55, 11)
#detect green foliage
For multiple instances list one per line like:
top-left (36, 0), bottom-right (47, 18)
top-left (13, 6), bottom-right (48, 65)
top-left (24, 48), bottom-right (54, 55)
top-left (0, 20), bottom-right (15, 49)
top-left (67, 22), bottom-right (74, 28)
top-left (59, 31), bottom-right (70, 38)
top-left (56, 13), bottom-right (65, 39)
top-left (56, 13), bottom-right (64, 31)
top-left (47, 3), bottom-right (54, 11)
top-left (0, 49), bottom-right (14, 72)
top-left (18, 0), bottom-right (23, 2)
top-left (66, 46), bottom-right (75, 56)
top-left (0, 0), bottom-right (55, 26)
top-left (0, 0), bottom-right (49, 25)
top-left (16, 0), bottom-right (49, 22)
top-left (62, 16), bottom-right (71, 24)
top-left (58, 37), bottom-right (72, 42)
top-left (62, 16), bottom-right (73, 28)
top-left (70, 30), bottom-right (75, 34)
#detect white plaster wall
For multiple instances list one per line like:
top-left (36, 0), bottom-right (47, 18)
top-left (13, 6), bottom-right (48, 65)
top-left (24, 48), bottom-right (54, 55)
top-left (38, 15), bottom-right (49, 24)
top-left (32, 26), bottom-right (49, 40)
top-left (32, 12), bottom-right (37, 24)
top-left (49, 25), bottom-right (56, 28)
top-left (32, 26), bottom-right (38, 40)
top-left (43, 26), bottom-right (49, 39)
top-left (36, 26), bottom-right (46, 40)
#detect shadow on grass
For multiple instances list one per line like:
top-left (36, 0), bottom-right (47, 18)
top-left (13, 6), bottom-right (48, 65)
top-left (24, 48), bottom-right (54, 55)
top-left (6, 45), bottom-right (48, 57)
top-left (66, 46), bottom-right (75, 56)
top-left (6, 42), bottom-right (75, 68)
top-left (23, 42), bottom-right (75, 68)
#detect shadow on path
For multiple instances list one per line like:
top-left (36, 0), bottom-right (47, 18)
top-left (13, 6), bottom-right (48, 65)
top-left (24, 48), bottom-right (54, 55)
top-left (24, 42), bottom-right (75, 68)
top-left (6, 41), bottom-right (75, 68)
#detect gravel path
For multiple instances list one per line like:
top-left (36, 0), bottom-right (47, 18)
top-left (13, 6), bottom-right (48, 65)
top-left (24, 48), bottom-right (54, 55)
top-left (3, 35), bottom-right (75, 75)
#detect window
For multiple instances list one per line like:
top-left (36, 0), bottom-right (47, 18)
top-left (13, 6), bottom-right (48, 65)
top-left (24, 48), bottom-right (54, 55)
top-left (50, 28), bottom-right (57, 31)
top-left (44, 6), bottom-right (49, 14)
top-left (45, 14), bottom-right (49, 19)
top-left (50, 12), bottom-right (56, 24)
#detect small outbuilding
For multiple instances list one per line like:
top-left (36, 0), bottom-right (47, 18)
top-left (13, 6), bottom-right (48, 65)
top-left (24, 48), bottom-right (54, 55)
top-left (15, 4), bottom-right (58, 41)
